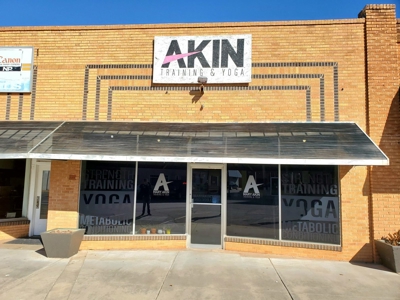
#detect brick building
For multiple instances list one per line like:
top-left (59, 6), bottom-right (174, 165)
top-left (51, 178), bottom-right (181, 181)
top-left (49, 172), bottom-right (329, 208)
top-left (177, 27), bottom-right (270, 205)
top-left (0, 4), bottom-right (398, 262)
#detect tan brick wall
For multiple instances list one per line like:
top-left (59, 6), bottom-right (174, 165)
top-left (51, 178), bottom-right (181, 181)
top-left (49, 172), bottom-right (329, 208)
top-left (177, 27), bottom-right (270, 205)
top-left (398, 19), bottom-right (400, 78)
top-left (0, 223), bottom-right (29, 240)
top-left (339, 166), bottom-right (373, 261)
top-left (0, 19), bottom-right (366, 124)
top-left (47, 161), bottom-right (81, 230)
top-left (80, 240), bottom-right (186, 250)
top-left (0, 5), bottom-right (397, 261)
top-left (360, 5), bottom-right (400, 262)
top-left (225, 243), bottom-right (343, 260)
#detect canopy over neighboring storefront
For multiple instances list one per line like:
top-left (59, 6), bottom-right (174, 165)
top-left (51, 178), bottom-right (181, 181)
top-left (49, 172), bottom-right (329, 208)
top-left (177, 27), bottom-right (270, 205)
top-left (0, 121), bottom-right (389, 165)
top-left (0, 121), bottom-right (62, 159)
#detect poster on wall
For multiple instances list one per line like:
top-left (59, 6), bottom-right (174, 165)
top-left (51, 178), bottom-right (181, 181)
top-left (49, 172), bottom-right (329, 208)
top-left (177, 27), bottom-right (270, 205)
top-left (0, 47), bottom-right (34, 93)
top-left (153, 34), bottom-right (252, 84)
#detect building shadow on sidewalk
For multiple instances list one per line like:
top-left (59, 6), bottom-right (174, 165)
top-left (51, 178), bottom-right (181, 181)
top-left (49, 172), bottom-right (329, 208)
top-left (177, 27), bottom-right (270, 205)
top-left (349, 243), bottom-right (395, 273)
top-left (1, 237), bottom-right (47, 256)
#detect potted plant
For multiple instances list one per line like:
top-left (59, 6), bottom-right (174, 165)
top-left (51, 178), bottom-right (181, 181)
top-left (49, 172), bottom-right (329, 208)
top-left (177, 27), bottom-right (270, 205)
top-left (375, 229), bottom-right (400, 273)
top-left (40, 228), bottom-right (85, 258)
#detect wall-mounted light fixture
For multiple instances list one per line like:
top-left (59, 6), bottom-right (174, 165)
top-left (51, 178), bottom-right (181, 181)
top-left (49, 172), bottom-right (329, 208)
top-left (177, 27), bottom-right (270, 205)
top-left (198, 76), bottom-right (208, 94)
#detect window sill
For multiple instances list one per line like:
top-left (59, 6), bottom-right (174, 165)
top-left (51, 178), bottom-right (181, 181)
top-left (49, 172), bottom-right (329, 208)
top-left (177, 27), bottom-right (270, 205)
top-left (0, 217), bottom-right (30, 226)
top-left (225, 236), bottom-right (342, 252)
top-left (83, 234), bottom-right (186, 241)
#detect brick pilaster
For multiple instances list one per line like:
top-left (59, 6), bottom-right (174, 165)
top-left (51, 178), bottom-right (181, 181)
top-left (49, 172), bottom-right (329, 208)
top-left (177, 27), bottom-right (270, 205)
top-left (47, 160), bottom-right (81, 230)
top-left (360, 4), bottom-right (400, 261)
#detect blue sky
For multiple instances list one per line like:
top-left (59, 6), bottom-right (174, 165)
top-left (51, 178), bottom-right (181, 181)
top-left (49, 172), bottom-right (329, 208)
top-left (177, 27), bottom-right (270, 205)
top-left (1, 0), bottom-right (398, 27)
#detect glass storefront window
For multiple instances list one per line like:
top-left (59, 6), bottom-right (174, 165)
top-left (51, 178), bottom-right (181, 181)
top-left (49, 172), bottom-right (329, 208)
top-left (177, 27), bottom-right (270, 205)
top-left (0, 159), bottom-right (26, 219)
top-left (79, 161), bottom-right (135, 234)
top-left (77, 160), bottom-right (340, 245)
top-left (226, 164), bottom-right (279, 239)
top-left (281, 165), bottom-right (340, 245)
top-left (135, 162), bottom-right (186, 235)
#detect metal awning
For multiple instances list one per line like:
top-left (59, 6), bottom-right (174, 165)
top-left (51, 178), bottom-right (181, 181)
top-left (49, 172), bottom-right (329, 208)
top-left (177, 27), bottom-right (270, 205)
top-left (0, 121), bottom-right (389, 165)
top-left (0, 121), bottom-right (62, 159)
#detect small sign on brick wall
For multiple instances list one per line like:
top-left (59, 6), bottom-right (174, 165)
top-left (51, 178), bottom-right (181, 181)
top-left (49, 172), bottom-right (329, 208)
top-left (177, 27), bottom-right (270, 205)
top-left (0, 47), bottom-right (34, 93)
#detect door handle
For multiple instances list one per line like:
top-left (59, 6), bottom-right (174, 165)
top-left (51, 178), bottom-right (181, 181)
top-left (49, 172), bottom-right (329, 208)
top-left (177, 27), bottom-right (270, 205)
top-left (36, 196), bottom-right (40, 209)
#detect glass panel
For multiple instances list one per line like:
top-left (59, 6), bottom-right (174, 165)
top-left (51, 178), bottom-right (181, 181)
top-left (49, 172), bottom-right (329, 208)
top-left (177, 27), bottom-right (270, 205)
top-left (226, 164), bottom-right (279, 239)
top-left (0, 159), bottom-right (26, 219)
top-left (135, 162), bottom-right (186, 235)
top-left (191, 205), bottom-right (221, 245)
top-left (281, 165), bottom-right (340, 245)
top-left (192, 169), bottom-right (221, 204)
top-left (191, 168), bottom-right (222, 245)
top-left (39, 170), bottom-right (50, 219)
top-left (79, 161), bottom-right (135, 235)
top-left (28, 122), bottom-right (387, 165)
top-left (0, 121), bottom-right (61, 158)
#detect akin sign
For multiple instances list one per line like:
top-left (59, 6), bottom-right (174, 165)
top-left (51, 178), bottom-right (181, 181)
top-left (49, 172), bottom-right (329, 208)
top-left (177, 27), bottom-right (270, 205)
top-left (153, 35), bottom-right (252, 84)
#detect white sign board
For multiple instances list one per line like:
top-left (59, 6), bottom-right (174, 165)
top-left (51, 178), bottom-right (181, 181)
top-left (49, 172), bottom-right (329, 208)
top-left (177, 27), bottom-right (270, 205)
top-left (153, 35), bottom-right (252, 84)
top-left (0, 47), bottom-right (34, 93)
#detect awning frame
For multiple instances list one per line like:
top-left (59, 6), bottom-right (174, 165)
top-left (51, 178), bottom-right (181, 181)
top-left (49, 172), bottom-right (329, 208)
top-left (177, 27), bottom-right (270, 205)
top-left (0, 121), bottom-right (389, 166)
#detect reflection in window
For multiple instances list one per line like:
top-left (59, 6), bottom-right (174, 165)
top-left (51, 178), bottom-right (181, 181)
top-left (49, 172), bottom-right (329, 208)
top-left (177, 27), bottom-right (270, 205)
top-left (192, 169), bottom-right (221, 204)
top-left (79, 161), bottom-right (135, 235)
top-left (135, 162), bottom-right (186, 235)
top-left (39, 170), bottom-right (50, 219)
top-left (0, 159), bottom-right (26, 219)
top-left (226, 164), bottom-right (279, 239)
top-left (281, 165), bottom-right (340, 245)
top-left (191, 169), bottom-right (222, 245)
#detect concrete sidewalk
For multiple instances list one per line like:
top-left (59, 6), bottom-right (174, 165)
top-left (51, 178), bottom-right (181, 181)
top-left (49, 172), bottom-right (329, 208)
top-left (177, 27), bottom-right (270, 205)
top-left (0, 239), bottom-right (398, 300)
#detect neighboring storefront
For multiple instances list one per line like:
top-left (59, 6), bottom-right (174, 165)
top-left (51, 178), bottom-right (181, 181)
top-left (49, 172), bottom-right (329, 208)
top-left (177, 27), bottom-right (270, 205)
top-left (0, 4), bottom-right (398, 262)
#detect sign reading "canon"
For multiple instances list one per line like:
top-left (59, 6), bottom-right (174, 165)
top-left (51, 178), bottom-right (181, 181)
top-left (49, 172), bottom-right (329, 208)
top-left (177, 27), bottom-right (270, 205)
top-left (153, 34), bottom-right (252, 84)
top-left (0, 47), bottom-right (34, 93)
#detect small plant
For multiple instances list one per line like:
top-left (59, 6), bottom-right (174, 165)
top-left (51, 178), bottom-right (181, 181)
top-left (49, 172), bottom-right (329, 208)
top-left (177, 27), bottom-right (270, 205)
top-left (382, 229), bottom-right (400, 246)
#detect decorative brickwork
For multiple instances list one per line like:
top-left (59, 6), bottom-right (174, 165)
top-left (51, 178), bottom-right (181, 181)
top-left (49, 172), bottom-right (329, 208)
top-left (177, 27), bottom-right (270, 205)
top-left (83, 234), bottom-right (186, 241)
top-left (30, 66), bottom-right (38, 120)
top-left (0, 20), bottom-right (359, 124)
top-left (84, 62), bottom-right (338, 122)
top-left (225, 237), bottom-right (341, 252)
top-left (5, 94), bottom-right (10, 120)
top-left (2, 66), bottom-right (38, 121)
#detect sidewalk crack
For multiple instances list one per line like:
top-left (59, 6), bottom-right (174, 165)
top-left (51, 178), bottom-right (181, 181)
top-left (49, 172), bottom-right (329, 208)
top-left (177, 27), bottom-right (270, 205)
top-left (154, 251), bottom-right (180, 299)
top-left (269, 258), bottom-right (294, 300)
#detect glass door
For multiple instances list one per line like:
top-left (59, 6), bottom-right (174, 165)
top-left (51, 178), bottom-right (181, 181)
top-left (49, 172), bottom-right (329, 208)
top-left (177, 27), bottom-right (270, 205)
top-left (33, 163), bottom-right (51, 235)
top-left (189, 164), bottom-right (225, 248)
